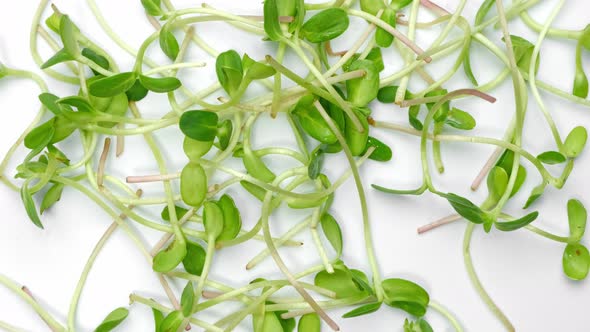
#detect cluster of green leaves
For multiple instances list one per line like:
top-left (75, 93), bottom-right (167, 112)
top-left (360, 0), bottom-right (413, 47)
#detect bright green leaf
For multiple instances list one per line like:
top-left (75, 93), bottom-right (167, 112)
top-left (94, 307), bottom-right (129, 332)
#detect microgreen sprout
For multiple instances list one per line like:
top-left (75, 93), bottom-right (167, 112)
top-left (1, 0), bottom-right (589, 331)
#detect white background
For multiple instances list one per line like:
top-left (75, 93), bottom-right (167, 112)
top-left (0, 0), bottom-right (589, 331)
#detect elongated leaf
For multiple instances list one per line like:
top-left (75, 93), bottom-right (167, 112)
top-left (365, 136), bottom-right (392, 162)
top-left (568, 199), bottom-right (587, 241)
top-left (320, 213), bottom-right (343, 257)
top-left (343, 302), bottom-right (382, 318)
top-left (523, 183), bottom-right (546, 209)
top-left (24, 120), bottom-right (55, 150)
top-left (217, 194), bottom-right (242, 241)
top-left (180, 162), bottom-right (207, 207)
top-left (314, 267), bottom-right (366, 298)
top-left (89, 72), bottom-right (137, 97)
top-left (160, 311), bottom-right (183, 332)
top-left (20, 182), bottom-right (43, 229)
top-left (564, 126), bottom-right (587, 158)
top-left (203, 201), bottom-right (224, 239)
top-left (442, 193), bottom-right (491, 225)
top-left (152, 308), bottom-right (164, 332)
top-left (139, 75), bottom-right (181, 93)
top-left (159, 29), bottom-right (179, 60)
top-left (180, 282), bottom-right (194, 317)
top-left (486, 166), bottom-right (508, 205)
top-left (308, 147), bottom-right (325, 180)
top-left (141, 0), bottom-right (162, 16)
top-left (217, 119), bottom-right (233, 151)
top-left (59, 15), bottom-right (80, 57)
top-left (41, 48), bottom-right (75, 69)
top-left (264, 0), bottom-right (283, 41)
top-left (40, 183), bottom-right (64, 214)
top-left (445, 107), bottom-right (476, 130)
top-left (125, 80), bottom-right (149, 102)
top-left (537, 151), bottom-right (567, 165)
top-left (216, 50), bottom-right (243, 97)
top-left (94, 307), bottom-right (129, 332)
top-left (495, 211), bottom-right (539, 232)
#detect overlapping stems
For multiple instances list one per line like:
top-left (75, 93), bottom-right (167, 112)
top-left (1, 0), bottom-right (589, 331)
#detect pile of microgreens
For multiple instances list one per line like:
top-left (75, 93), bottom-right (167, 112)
top-left (0, 0), bottom-right (588, 331)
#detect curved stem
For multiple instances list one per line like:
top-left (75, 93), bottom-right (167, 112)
top-left (463, 223), bottom-right (515, 331)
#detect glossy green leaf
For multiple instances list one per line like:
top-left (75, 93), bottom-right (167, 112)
top-left (125, 80), bottom-right (149, 102)
top-left (345, 110), bottom-right (369, 156)
top-left (161, 205), bottom-right (189, 222)
top-left (377, 86), bottom-right (399, 103)
top-left (346, 59), bottom-right (380, 107)
top-left (486, 166), bottom-right (508, 204)
top-left (216, 50), bottom-right (243, 97)
top-left (495, 211), bottom-right (539, 232)
top-left (562, 243), bottom-right (590, 280)
top-left (375, 8), bottom-right (396, 48)
top-left (350, 269), bottom-right (373, 295)
top-left (216, 194), bottom-right (242, 241)
top-left (47, 145), bottom-right (70, 165)
top-left (320, 213), bottom-right (343, 257)
top-left (244, 58), bottom-right (276, 81)
top-left (203, 201), bottom-right (224, 239)
top-left (523, 183), bottom-right (546, 209)
top-left (243, 150), bottom-right (276, 183)
top-left (573, 67), bottom-right (589, 98)
top-left (59, 15), bottom-right (80, 57)
top-left (139, 75), bottom-right (181, 93)
top-left (159, 29), bottom-right (179, 60)
top-left (537, 151), bottom-right (567, 165)
top-left (51, 116), bottom-right (77, 143)
top-left (94, 307), bottom-right (129, 332)
top-left (568, 199), bottom-right (587, 242)
top-left (85, 82), bottom-right (129, 128)
top-left (442, 193), bottom-right (491, 225)
top-left (360, 0), bottom-right (385, 15)
top-left (240, 181), bottom-right (266, 201)
top-left (217, 119), bottom-right (233, 151)
top-left (382, 278), bottom-right (429, 317)
top-left (308, 147), bottom-right (325, 180)
top-left (264, 0), bottom-right (283, 41)
top-left (180, 282), bottom-right (194, 317)
top-left (45, 12), bottom-right (62, 33)
top-left (342, 302), bottom-right (382, 318)
top-left (141, 0), bottom-right (162, 16)
top-left (183, 137), bottom-right (213, 161)
top-left (297, 313), bottom-right (320, 332)
top-left (301, 8), bottom-right (349, 43)
top-left (152, 308), bottom-right (164, 332)
top-left (41, 48), bottom-right (75, 69)
top-left (153, 239), bottom-right (187, 273)
top-left (183, 241), bottom-right (206, 276)
top-left (292, 95), bottom-right (337, 144)
top-left (89, 72), bottom-right (137, 98)
top-left (445, 107), bottom-right (476, 130)
top-left (160, 311), bottom-right (183, 332)
top-left (180, 111), bottom-right (219, 142)
top-left (314, 267), bottom-right (366, 298)
top-left (180, 162), bottom-right (207, 207)
top-left (505, 35), bottom-right (539, 73)
top-left (40, 183), bottom-right (64, 214)
top-left (257, 312), bottom-right (283, 332)
top-left (563, 126), bottom-right (587, 158)
top-left (475, 0), bottom-right (495, 25)
top-left (20, 182), bottom-right (43, 229)
top-left (365, 136), bottom-right (392, 162)
top-left (82, 48), bottom-right (110, 75)
top-left (39, 93), bottom-right (65, 116)
top-left (24, 120), bottom-right (55, 150)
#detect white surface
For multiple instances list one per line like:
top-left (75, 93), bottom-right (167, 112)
top-left (0, 0), bottom-right (589, 331)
